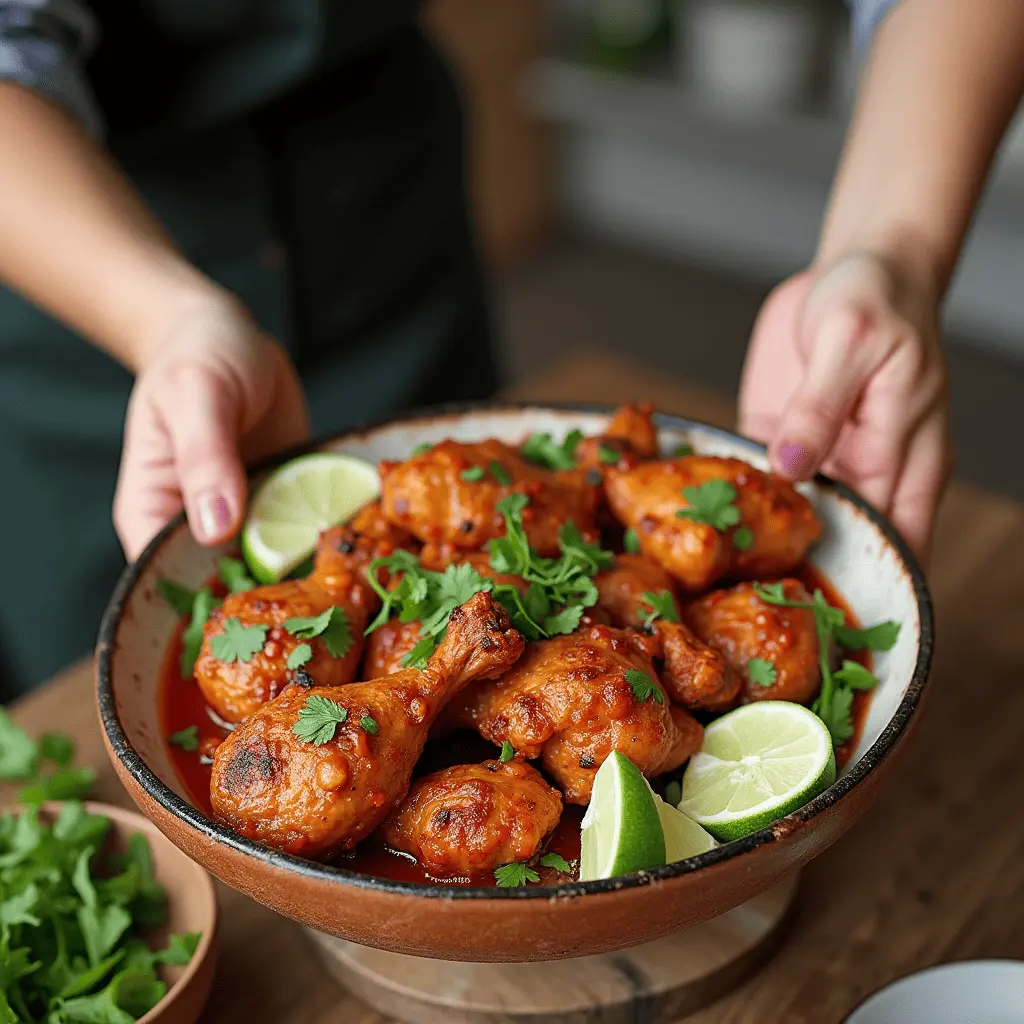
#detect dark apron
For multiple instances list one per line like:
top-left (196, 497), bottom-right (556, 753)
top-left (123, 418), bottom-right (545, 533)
top-left (0, 6), bottom-right (496, 697)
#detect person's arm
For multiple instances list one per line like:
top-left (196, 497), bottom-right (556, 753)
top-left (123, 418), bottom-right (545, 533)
top-left (0, 71), bottom-right (308, 556)
top-left (739, 0), bottom-right (1024, 558)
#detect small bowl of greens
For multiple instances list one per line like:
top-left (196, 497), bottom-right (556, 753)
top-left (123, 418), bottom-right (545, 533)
top-left (0, 719), bottom-right (216, 1023)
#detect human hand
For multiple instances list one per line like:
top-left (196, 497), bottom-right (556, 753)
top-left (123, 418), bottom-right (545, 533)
top-left (113, 294), bottom-right (309, 560)
top-left (738, 252), bottom-right (951, 561)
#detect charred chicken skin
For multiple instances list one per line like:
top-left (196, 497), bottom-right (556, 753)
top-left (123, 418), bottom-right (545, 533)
top-left (685, 579), bottom-right (820, 704)
top-left (443, 625), bottom-right (703, 804)
top-left (381, 759), bottom-right (562, 878)
top-left (195, 526), bottom-right (378, 724)
top-left (605, 456), bottom-right (821, 592)
top-left (379, 439), bottom-right (601, 556)
top-left (210, 592), bottom-right (524, 859)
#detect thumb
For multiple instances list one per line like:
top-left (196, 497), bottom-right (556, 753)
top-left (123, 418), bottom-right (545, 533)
top-left (769, 303), bottom-right (883, 480)
top-left (159, 367), bottom-right (248, 545)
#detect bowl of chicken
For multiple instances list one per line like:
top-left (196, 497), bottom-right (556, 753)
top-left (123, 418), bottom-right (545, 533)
top-left (96, 403), bottom-right (932, 962)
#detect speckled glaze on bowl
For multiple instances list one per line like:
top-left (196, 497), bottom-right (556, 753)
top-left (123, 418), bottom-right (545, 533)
top-left (96, 404), bottom-right (933, 963)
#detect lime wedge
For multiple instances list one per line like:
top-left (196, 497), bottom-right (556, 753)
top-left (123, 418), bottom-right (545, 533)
top-left (655, 794), bottom-right (717, 862)
top-left (241, 453), bottom-right (380, 583)
top-left (679, 701), bottom-right (836, 843)
top-left (579, 751), bottom-right (666, 881)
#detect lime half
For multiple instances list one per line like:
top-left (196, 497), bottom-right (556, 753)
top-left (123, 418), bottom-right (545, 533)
top-left (679, 701), bottom-right (836, 843)
top-left (655, 795), bottom-right (717, 862)
top-left (579, 751), bottom-right (666, 881)
top-left (241, 453), bottom-right (380, 583)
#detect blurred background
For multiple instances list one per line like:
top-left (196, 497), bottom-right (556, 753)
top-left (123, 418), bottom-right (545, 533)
top-left (429, 0), bottom-right (1024, 499)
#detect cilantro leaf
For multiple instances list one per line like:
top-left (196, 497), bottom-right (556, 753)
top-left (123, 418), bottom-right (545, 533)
top-left (833, 660), bottom-right (879, 690)
top-left (412, 442), bottom-right (433, 456)
top-left (747, 658), bottom-right (777, 688)
top-left (489, 460), bottom-right (512, 486)
top-left (286, 643), bottom-right (313, 670)
top-left (597, 444), bottom-right (620, 465)
top-left (815, 687), bottom-right (854, 745)
top-left (641, 590), bottom-right (679, 628)
top-left (663, 780), bottom-right (682, 807)
top-left (499, 741), bottom-right (515, 763)
top-left (169, 726), bottom-right (199, 752)
top-left (624, 669), bottom-right (664, 704)
top-left (420, 564), bottom-right (492, 636)
top-left (180, 588), bottom-right (217, 677)
top-left (401, 633), bottom-right (438, 670)
top-left (494, 863), bottom-right (540, 888)
top-left (284, 606), bottom-right (353, 658)
top-left (218, 556), bottom-right (255, 594)
top-left (732, 526), bottom-right (754, 551)
top-left (834, 620), bottom-right (901, 652)
top-left (152, 931), bottom-right (202, 966)
top-left (520, 430), bottom-right (583, 471)
top-left (292, 695), bottom-right (349, 745)
top-left (0, 882), bottom-right (41, 929)
top-left (673, 443), bottom-right (694, 457)
top-left (40, 732), bottom-right (75, 768)
top-left (61, 966), bottom-right (167, 1024)
top-left (539, 852), bottom-right (573, 874)
top-left (623, 527), bottom-right (641, 554)
top-left (210, 618), bottom-right (267, 664)
top-left (359, 716), bottom-right (379, 736)
top-left (542, 604), bottom-right (585, 636)
top-left (460, 465), bottom-right (485, 482)
top-left (79, 903), bottom-right (133, 965)
top-left (19, 766), bottom-right (96, 806)
top-left (0, 709), bottom-right (39, 780)
top-left (156, 578), bottom-right (196, 616)
top-left (676, 479), bottom-right (741, 530)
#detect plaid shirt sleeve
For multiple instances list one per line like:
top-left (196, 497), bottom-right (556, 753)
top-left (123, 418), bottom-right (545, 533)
top-left (0, 0), bottom-right (101, 135)
top-left (848, 0), bottom-right (903, 52)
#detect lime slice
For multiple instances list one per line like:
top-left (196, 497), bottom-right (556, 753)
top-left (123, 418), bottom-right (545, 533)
top-left (241, 453), bottom-right (380, 583)
top-left (654, 794), bottom-right (717, 862)
top-left (679, 701), bottom-right (836, 843)
top-left (579, 751), bottom-right (666, 881)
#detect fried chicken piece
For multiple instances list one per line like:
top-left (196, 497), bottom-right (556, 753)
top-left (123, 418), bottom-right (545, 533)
top-left (195, 526), bottom-right (378, 724)
top-left (444, 625), bottom-right (703, 804)
top-left (380, 760), bottom-right (562, 878)
top-left (595, 553), bottom-right (680, 630)
top-left (576, 402), bottom-right (659, 471)
top-left (654, 620), bottom-right (741, 711)
top-left (210, 592), bottom-right (525, 859)
top-left (685, 579), bottom-right (820, 704)
top-left (604, 456), bottom-right (821, 592)
top-left (349, 500), bottom-right (419, 550)
top-left (379, 440), bottom-right (600, 556)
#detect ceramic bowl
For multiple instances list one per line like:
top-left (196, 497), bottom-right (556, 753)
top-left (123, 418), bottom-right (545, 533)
top-left (40, 802), bottom-right (217, 1023)
top-left (96, 404), bottom-right (933, 962)
top-left (845, 961), bottom-right (1024, 1023)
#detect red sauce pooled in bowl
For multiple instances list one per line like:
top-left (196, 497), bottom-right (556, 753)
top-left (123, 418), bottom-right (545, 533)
top-left (158, 562), bottom-right (872, 887)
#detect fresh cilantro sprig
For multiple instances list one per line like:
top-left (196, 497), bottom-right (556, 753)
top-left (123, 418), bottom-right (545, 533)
top-left (640, 590), bottom-right (679, 629)
top-left (494, 863), bottom-right (540, 888)
top-left (747, 658), bottom-right (777, 688)
top-left (285, 606), bottom-right (352, 659)
top-left (168, 726), bottom-right (199, 752)
top-left (623, 527), bottom-right (641, 554)
top-left (0, 712), bottom-right (95, 806)
top-left (292, 695), bottom-right (349, 745)
top-left (520, 429), bottom-right (584, 471)
top-left (179, 589), bottom-right (217, 678)
top-left (499, 741), bottom-right (515, 763)
top-left (624, 669), bottom-right (664, 705)
top-left (539, 852), bottom-right (573, 874)
top-left (753, 583), bottom-right (901, 745)
top-left (218, 557), bottom-right (254, 594)
top-left (675, 479), bottom-right (753, 551)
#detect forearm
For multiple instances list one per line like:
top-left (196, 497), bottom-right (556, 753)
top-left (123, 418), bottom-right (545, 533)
top-left (819, 0), bottom-right (1024, 295)
top-left (0, 83), bottom-right (226, 371)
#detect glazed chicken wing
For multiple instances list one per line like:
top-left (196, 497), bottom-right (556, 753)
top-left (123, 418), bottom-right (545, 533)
top-left (380, 760), bottom-right (562, 878)
top-left (685, 579), bottom-right (820, 704)
top-left (210, 592), bottom-right (524, 859)
top-left (195, 526), bottom-right (378, 724)
top-left (379, 440), bottom-right (600, 556)
top-left (595, 553), bottom-right (680, 630)
top-left (605, 456), bottom-right (821, 592)
top-left (576, 402), bottom-right (659, 472)
top-left (444, 625), bottom-right (703, 804)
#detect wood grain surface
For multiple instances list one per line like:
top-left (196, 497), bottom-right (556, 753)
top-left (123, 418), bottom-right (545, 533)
top-left (7, 352), bottom-right (1024, 1023)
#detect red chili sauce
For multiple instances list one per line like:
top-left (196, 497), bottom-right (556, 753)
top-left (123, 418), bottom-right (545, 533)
top-left (159, 561), bottom-right (872, 887)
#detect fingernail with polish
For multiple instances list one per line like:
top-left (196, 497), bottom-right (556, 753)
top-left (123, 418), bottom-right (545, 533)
top-left (777, 442), bottom-right (815, 479)
top-left (196, 492), bottom-right (231, 541)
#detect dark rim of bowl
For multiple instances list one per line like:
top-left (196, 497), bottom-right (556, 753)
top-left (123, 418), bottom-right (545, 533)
top-left (96, 400), bottom-right (934, 902)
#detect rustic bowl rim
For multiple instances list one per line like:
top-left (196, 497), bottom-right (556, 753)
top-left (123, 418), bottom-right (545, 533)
top-left (96, 401), bottom-right (934, 901)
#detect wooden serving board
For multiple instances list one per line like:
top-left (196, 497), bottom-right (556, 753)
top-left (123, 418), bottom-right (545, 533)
top-left (306, 874), bottom-right (799, 1024)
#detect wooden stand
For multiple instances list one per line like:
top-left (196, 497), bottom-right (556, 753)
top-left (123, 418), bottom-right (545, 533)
top-left (307, 873), bottom-right (799, 1024)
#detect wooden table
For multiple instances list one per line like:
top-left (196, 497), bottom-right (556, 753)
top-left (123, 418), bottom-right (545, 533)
top-left (10, 352), bottom-right (1024, 1023)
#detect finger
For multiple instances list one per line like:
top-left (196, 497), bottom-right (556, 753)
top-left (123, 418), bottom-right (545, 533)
top-left (887, 411), bottom-right (950, 564)
top-left (769, 305), bottom-right (886, 481)
top-left (156, 366), bottom-right (248, 546)
top-left (113, 393), bottom-right (186, 560)
top-left (238, 344), bottom-right (311, 464)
